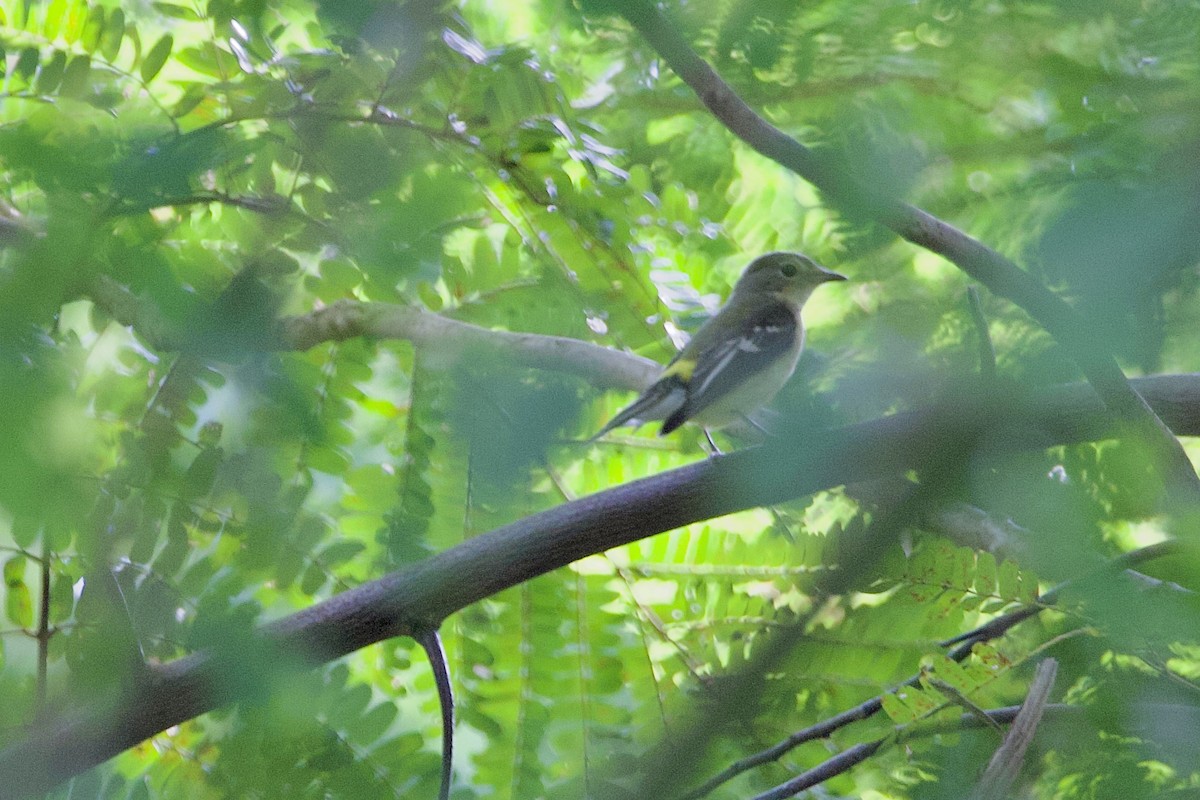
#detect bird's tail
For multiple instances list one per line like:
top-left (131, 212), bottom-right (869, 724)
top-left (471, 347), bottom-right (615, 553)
top-left (587, 377), bottom-right (685, 444)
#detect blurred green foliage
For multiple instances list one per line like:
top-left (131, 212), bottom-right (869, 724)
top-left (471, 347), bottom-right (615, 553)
top-left (0, 0), bottom-right (1198, 798)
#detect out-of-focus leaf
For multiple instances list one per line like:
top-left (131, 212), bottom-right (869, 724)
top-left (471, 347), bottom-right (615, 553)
top-left (99, 8), bottom-right (125, 62)
top-left (140, 35), bottom-right (173, 83)
top-left (153, 3), bottom-right (201, 22)
top-left (4, 557), bottom-right (33, 628)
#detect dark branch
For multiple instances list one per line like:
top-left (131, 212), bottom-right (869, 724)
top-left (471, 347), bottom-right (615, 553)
top-left (751, 702), bottom-right (1081, 800)
top-left (749, 740), bottom-right (884, 800)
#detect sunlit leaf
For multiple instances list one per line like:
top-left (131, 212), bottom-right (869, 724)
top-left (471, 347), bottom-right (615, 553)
top-left (140, 34), bottom-right (172, 83)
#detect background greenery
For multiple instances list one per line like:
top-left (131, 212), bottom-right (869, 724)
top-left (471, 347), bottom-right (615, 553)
top-left (1, 0), bottom-right (1199, 798)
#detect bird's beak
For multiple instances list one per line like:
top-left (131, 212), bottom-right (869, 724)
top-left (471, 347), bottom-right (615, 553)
top-left (821, 268), bottom-right (847, 282)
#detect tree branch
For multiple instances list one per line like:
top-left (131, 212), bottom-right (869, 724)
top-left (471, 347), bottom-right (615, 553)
top-left (969, 658), bottom-right (1057, 800)
top-left (749, 701), bottom-right (1081, 800)
top-left (87, 277), bottom-right (659, 393)
top-left (279, 299), bottom-right (659, 391)
top-left (3, 375), bottom-right (1200, 797)
top-left (87, 275), bottom-right (183, 353)
top-left (616, 0), bottom-right (1200, 501)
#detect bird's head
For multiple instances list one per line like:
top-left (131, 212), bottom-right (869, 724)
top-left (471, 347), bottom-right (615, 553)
top-left (731, 251), bottom-right (846, 306)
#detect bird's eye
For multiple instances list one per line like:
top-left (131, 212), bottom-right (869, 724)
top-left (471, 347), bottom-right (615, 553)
top-left (780, 262), bottom-right (798, 278)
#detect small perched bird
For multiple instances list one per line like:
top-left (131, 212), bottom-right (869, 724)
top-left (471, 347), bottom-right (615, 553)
top-left (591, 252), bottom-right (845, 440)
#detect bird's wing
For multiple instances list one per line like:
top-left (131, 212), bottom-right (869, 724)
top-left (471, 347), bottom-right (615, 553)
top-left (661, 301), bottom-right (798, 434)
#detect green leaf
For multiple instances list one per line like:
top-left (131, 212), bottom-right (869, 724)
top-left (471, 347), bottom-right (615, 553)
top-left (325, 683), bottom-right (372, 732)
top-left (3, 556), bottom-right (26, 586)
top-left (974, 551), bottom-right (997, 598)
top-left (171, 83), bottom-right (207, 117)
top-left (350, 702), bottom-right (397, 745)
top-left (12, 517), bottom-right (39, 549)
top-left (140, 34), bottom-right (172, 83)
top-left (12, 47), bottom-right (38, 88)
top-left (299, 561), bottom-right (327, 595)
top-left (62, 0), bottom-right (87, 43)
top-left (175, 45), bottom-right (225, 77)
top-left (99, 8), bottom-right (124, 62)
top-left (41, 0), bottom-right (67, 40)
top-left (34, 49), bottom-right (67, 95)
top-left (59, 54), bottom-right (91, 97)
top-left (179, 447), bottom-right (222, 501)
top-left (317, 540), bottom-right (365, 567)
top-left (997, 559), bottom-right (1021, 602)
top-left (153, 3), bottom-right (202, 21)
top-left (4, 557), bottom-right (32, 628)
top-left (80, 6), bottom-right (104, 52)
top-left (882, 687), bottom-right (921, 724)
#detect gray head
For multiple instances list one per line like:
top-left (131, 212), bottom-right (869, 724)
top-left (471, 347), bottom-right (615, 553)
top-left (731, 251), bottom-right (846, 305)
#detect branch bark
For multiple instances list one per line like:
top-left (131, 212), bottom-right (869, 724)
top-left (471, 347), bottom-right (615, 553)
top-left (278, 298), bottom-right (659, 391)
top-left (2, 375), bottom-right (1200, 798)
top-left (88, 277), bottom-right (660, 393)
top-left (616, 0), bottom-right (1200, 501)
top-left (970, 658), bottom-right (1058, 800)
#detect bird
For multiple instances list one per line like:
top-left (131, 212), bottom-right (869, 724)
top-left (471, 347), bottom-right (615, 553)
top-left (590, 251), bottom-right (845, 440)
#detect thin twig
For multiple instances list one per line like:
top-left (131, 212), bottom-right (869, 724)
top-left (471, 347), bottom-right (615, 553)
top-left (966, 286), bottom-right (997, 382)
top-left (750, 702), bottom-right (1078, 800)
top-left (749, 740), bottom-right (884, 800)
top-left (34, 538), bottom-right (50, 714)
top-left (926, 677), bottom-right (1006, 735)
